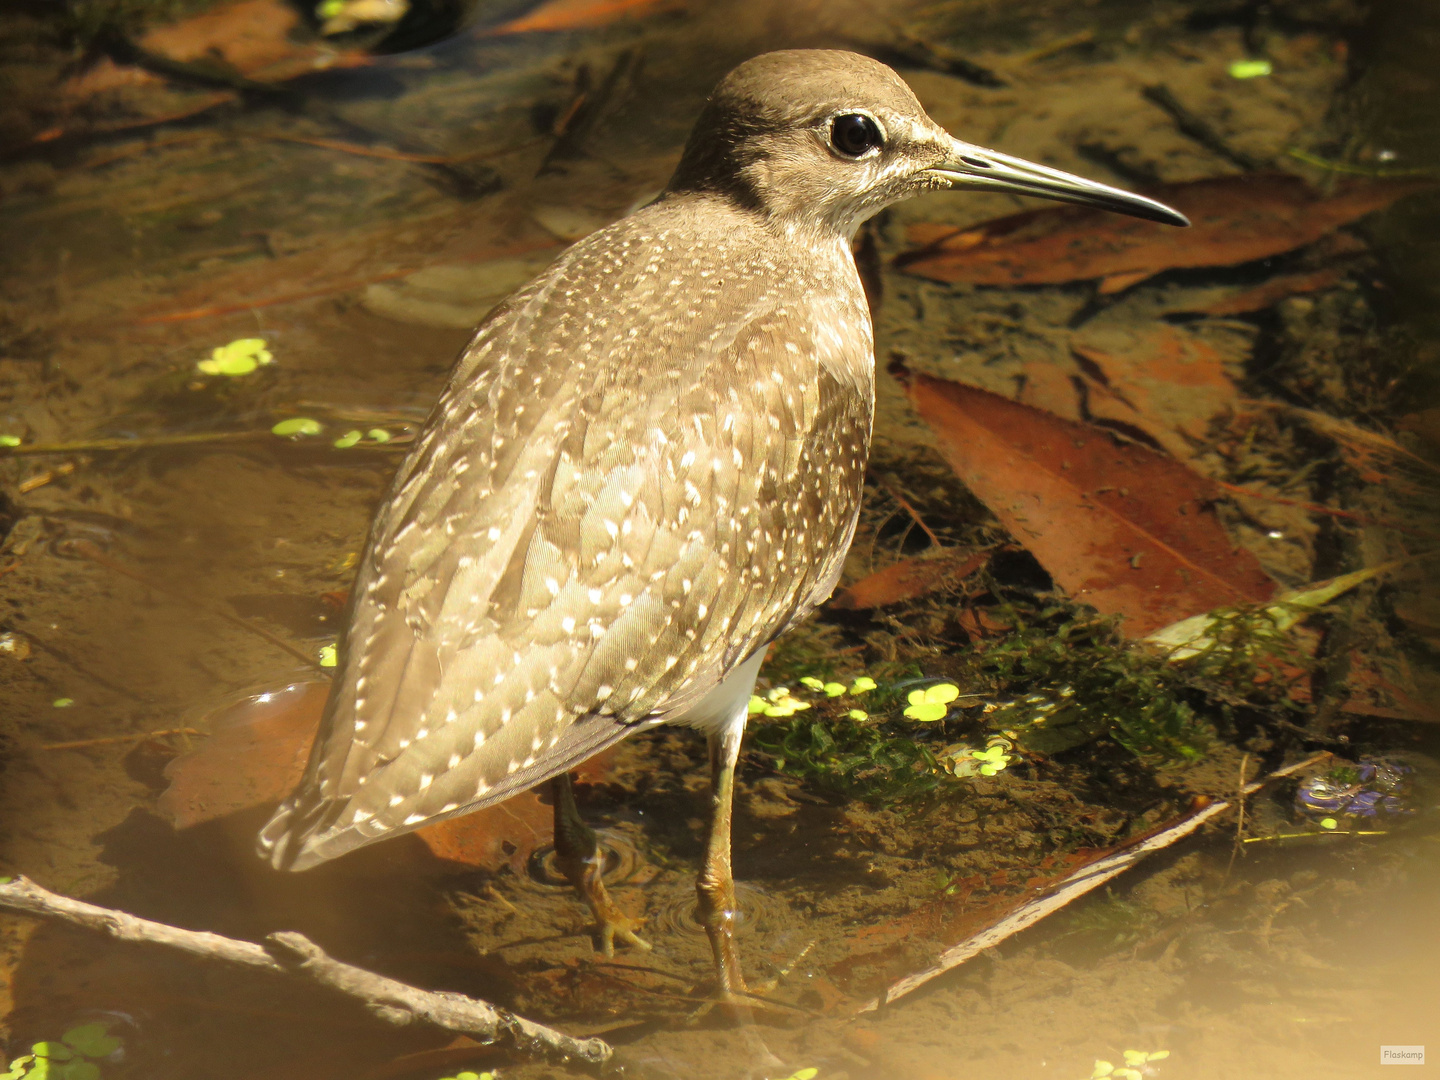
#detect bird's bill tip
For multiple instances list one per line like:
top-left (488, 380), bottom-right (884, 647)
top-left (928, 139), bottom-right (1190, 227)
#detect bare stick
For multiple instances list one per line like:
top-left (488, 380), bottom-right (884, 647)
top-left (0, 875), bottom-right (612, 1070)
top-left (876, 476), bottom-right (942, 548)
top-left (856, 754), bottom-right (1328, 1011)
top-left (38, 728), bottom-right (202, 752)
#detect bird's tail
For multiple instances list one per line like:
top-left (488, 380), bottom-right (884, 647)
top-left (256, 792), bottom-right (335, 871)
top-left (256, 797), bottom-right (302, 869)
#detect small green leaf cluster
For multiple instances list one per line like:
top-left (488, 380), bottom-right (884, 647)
top-left (270, 417), bottom-right (393, 447)
top-left (197, 339), bottom-right (273, 377)
top-left (435, 1071), bottom-right (494, 1080)
top-left (1089, 1048), bottom-right (1170, 1079)
top-left (2, 1024), bottom-right (121, 1080)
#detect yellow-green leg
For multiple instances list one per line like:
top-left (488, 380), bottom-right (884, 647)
top-left (694, 721), bottom-right (783, 1067)
top-left (550, 772), bottom-right (650, 956)
top-left (696, 725), bottom-right (748, 998)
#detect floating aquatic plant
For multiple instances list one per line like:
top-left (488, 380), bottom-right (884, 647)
top-left (271, 417), bottom-right (323, 437)
top-left (1088, 1048), bottom-right (1170, 1079)
top-left (937, 734), bottom-right (1015, 777)
top-left (196, 338), bottom-right (273, 377)
top-left (318, 643), bottom-right (337, 668)
top-left (2, 1023), bottom-right (122, 1080)
top-left (903, 681), bottom-right (963, 722)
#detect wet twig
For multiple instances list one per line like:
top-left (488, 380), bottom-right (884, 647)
top-left (0, 875), bottom-right (613, 1071)
top-left (856, 754), bottom-right (1328, 1011)
top-left (1224, 752), bottom-right (1251, 881)
top-left (876, 476), bottom-right (942, 548)
top-left (0, 431), bottom-right (405, 457)
top-left (38, 727), bottom-right (202, 751)
top-left (1142, 84), bottom-right (1265, 172)
top-left (871, 31), bottom-right (1008, 88)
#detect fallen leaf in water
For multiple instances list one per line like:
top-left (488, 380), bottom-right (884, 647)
top-left (1145, 563), bottom-right (1393, 660)
top-left (1191, 267), bottom-right (1344, 315)
top-left (29, 0), bottom-right (372, 149)
top-left (158, 680), bottom-right (614, 871)
top-left (133, 224), bottom-right (555, 325)
top-left (830, 548), bottom-right (992, 610)
top-left (481, 0), bottom-right (679, 36)
top-left (897, 175), bottom-right (1429, 288)
top-left (907, 374), bottom-right (1275, 636)
top-left (1069, 323), bottom-right (1239, 458)
top-left (158, 681), bottom-right (328, 828)
top-left (139, 0), bottom-right (370, 81)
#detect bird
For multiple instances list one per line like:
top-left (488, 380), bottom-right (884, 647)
top-left (259, 48), bottom-right (1186, 1006)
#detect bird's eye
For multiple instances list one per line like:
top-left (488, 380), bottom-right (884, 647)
top-left (830, 113), bottom-right (884, 158)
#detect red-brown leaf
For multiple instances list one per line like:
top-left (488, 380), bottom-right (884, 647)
top-left (480, 0), bottom-right (679, 36)
top-left (907, 374), bottom-right (1275, 635)
top-left (830, 547), bottom-right (991, 610)
top-left (897, 175), bottom-right (1429, 287)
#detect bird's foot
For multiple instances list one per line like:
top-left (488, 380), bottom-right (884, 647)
top-left (593, 910), bottom-right (650, 961)
top-left (588, 887), bottom-right (652, 957)
top-left (558, 848), bottom-right (651, 956)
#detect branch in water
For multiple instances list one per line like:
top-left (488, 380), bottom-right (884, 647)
top-left (0, 875), bottom-right (612, 1070)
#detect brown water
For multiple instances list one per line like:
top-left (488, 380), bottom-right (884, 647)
top-left (1, 1), bottom-right (1437, 1078)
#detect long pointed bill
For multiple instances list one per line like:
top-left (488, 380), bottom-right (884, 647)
top-left (929, 139), bottom-right (1190, 226)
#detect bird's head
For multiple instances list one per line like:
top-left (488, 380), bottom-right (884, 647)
top-left (666, 49), bottom-right (1187, 240)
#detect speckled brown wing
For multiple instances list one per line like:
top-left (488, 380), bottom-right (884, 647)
top-left (260, 197), bottom-right (873, 870)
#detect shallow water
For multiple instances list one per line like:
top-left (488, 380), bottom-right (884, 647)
top-left (1, 1), bottom-right (1437, 1078)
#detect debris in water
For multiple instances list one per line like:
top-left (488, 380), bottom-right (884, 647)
top-left (897, 175), bottom-right (1428, 291)
top-left (1294, 758), bottom-right (1414, 820)
top-left (1228, 59), bottom-right (1273, 79)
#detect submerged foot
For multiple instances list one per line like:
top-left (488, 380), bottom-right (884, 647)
top-left (553, 844), bottom-right (651, 955)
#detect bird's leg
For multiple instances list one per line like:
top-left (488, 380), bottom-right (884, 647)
top-left (695, 720), bottom-right (783, 1068)
top-left (696, 721), bottom-right (749, 1003)
top-left (550, 772), bottom-right (650, 956)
